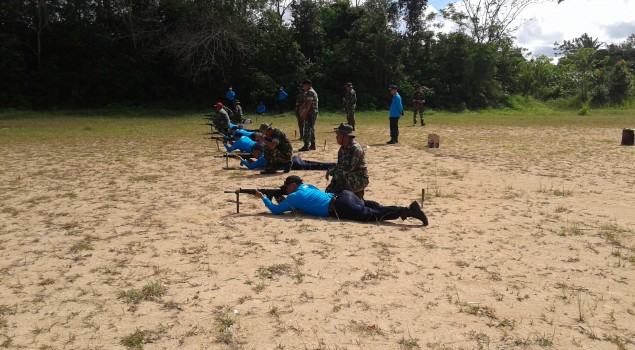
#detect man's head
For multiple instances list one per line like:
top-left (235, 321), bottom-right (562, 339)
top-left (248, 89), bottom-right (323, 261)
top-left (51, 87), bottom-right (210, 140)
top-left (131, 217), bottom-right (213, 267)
top-left (415, 85), bottom-right (422, 92)
top-left (251, 142), bottom-right (264, 158)
top-left (302, 79), bottom-right (312, 91)
top-left (280, 86), bottom-right (284, 90)
top-left (215, 102), bottom-right (223, 109)
top-left (259, 123), bottom-right (272, 133)
top-left (280, 175), bottom-right (303, 194)
top-left (234, 99), bottom-right (240, 105)
top-left (228, 87), bottom-right (233, 91)
top-left (345, 82), bottom-right (353, 90)
top-left (389, 85), bottom-right (398, 95)
top-left (334, 123), bottom-right (355, 146)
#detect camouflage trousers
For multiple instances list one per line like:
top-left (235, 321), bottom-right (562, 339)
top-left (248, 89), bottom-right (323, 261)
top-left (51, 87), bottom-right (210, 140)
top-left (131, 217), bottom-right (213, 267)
top-left (302, 109), bottom-right (318, 145)
top-left (326, 171), bottom-right (369, 199)
top-left (296, 111), bottom-right (305, 139)
top-left (345, 108), bottom-right (356, 130)
top-left (264, 147), bottom-right (292, 171)
top-left (413, 106), bottom-right (424, 125)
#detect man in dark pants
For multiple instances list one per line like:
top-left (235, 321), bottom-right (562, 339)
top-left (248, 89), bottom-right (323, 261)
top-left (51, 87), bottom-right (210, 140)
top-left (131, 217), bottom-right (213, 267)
top-left (387, 85), bottom-right (403, 144)
top-left (252, 175), bottom-right (428, 225)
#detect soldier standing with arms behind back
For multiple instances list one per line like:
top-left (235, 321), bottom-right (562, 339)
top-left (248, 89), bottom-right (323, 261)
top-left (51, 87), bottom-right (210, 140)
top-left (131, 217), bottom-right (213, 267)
top-left (412, 86), bottom-right (426, 126)
top-left (298, 79), bottom-right (318, 152)
top-left (343, 82), bottom-right (357, 130)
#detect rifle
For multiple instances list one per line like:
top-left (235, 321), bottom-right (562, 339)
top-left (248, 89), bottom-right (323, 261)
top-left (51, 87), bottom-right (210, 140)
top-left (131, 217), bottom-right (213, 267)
top-left (215, 152), bottom-right (253, 168)
top-left (224, 188), bottom-right (286, 213)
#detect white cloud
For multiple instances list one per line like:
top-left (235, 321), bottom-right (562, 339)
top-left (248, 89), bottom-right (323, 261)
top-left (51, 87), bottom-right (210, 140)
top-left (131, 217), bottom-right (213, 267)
top-left (518, 0), bottom-right (635, 58)
top-left (427, 0), bottom-right (635, 58)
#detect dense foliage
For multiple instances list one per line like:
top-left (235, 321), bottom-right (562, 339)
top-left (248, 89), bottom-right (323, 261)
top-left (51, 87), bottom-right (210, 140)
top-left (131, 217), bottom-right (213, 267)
top-left (0, 0), bottom-right (633, 110)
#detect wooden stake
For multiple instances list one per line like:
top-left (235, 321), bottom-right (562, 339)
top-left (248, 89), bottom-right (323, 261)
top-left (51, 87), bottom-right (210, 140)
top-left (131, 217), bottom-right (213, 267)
top-left (236, 192), bottom-right (240, 213)
top-left (323, 139), bottom-right (327, 150)
top-left (421, 188), bottom-right (425, 203)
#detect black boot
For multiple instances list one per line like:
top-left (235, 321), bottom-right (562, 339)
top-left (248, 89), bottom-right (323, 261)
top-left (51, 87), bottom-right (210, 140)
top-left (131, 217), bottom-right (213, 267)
top-left (309, 142), bottom-right (316, 150)
top-left (283, 161), bottom-right (292, 173)
top-left (404, 201), bottom-right (428, 226)
top-left (298, 143), bottom-right (310, 152)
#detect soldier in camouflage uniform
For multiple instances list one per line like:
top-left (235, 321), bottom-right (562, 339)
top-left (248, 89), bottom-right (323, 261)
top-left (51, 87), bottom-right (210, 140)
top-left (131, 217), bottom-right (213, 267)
top-left (255, 123), bottom-right (293, 174)
top-left (325, 123), bottom-right (369, 199)
top-left (295, 85), bottom-right (304, 140)
top-left (342, 82), bottom-right (357, 130)
top-left (212, 102), bottom-right (231, 133)
top-left (231, 100), bottom-right (243, 124)
top-left (298, 79), bottom-right (318, 152)
top-left (412, 86), bottom-right (426, 126)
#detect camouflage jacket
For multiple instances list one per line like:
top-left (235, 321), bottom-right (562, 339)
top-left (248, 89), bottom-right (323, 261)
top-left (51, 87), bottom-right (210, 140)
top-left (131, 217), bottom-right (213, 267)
top-left (302, 88), bottom-right (319, 110)
top-left (343, 89), bottom-right (357, 109)
top-left (267, 128), bottom-right (293, 154)
top-left (412, 91), bottom-right (425, 105)
top-left (213, 108), bottom-right (231, 130)
top-left (329, 140), bottom-right (368, 178)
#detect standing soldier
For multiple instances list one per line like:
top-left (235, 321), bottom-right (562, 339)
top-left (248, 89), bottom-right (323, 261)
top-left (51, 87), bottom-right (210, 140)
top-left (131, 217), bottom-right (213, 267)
top-left (294, 84), bottom-right (305, 140)
top-left (231, 100), bottom-right (243, 124)
top-left (298, 79), bottom-right (318, 152)
top-left (343, 82), bottom-right (357, 130)
top-left (412, 86), bottom-right (426, 126)
top-left (255, 124), bottom-right (293, 174)
top-left (325, 123), bottom-right (369, 199)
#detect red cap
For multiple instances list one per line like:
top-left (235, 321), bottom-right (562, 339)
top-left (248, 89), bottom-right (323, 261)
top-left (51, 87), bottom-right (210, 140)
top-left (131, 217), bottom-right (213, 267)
top-left (214, 102), bottom-right (223, 108)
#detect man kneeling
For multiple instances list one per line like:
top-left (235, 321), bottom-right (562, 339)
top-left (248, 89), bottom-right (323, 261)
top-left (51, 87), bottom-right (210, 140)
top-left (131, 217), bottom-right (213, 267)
top-left (252, 175), bottom-right (428, 225)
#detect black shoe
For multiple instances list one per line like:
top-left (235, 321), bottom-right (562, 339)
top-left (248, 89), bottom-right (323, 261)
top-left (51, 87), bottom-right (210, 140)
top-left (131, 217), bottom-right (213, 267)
top-left (408, 201), bottom-right (428, 226)
top-left (298, 145), bottom-right (309, 152)
top-left (283, 161), bottom-right (292, 173)
top-left (260, 169), bottom-right (277, 174)
top-left (387, 140), bottom-right (396, 144)
top-left (421, 122), bottom-right (425, 126)
top-left (309, 143), bottom-right (316, 150)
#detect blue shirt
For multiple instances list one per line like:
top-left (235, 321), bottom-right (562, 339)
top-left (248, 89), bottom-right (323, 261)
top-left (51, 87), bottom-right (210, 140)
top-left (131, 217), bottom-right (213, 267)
top-left (224, 136), bottom-right (256, 152)
top-left (262, 184), bottom-right (333, 217)
top-left (240, 155), bottom-right (265, 169)
top-left (226, 90), bottom-right (235, 102)
top-left (256, 104), bottom-right (266, 113)
top-left (390, 93), bottom-right (403, 118)
top-left (278, 90), bottom-right (288, 101)
top-left (232, 129), bottom-right (254, 138)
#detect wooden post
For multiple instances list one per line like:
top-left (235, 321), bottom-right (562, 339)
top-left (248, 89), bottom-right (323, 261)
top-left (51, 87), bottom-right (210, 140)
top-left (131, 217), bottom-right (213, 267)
top-left (235, 191), bottom-right (240, 213)
top-left (421, 188), bottom-right (425, 203)
top-left (323, 139), bottom-right (327, 150)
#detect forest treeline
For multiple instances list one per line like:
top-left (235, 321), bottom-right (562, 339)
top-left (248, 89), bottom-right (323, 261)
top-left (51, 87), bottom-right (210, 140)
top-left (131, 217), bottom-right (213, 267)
top-left (1, 0), bottom-right (634, 110)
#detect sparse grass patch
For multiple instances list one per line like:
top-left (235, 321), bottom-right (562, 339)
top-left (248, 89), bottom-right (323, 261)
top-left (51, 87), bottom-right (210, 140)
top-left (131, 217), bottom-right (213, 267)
top-left (121, 329), bottom-right (147, 349)
top-left (128, 174), bottom-right (161, 183)
top-left (118, 281), bottom-right (166, 305)
top-left (256, 263), bottom-right (293, 279)
top-left (458, 302), bottom-right (497, 319)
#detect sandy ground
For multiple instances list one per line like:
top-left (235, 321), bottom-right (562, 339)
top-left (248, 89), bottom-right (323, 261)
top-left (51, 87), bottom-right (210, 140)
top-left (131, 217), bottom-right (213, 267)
top-left (1, 121), bottom-right (634, 350)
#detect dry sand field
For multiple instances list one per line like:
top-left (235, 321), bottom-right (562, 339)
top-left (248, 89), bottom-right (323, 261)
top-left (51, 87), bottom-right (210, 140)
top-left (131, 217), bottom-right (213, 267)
top-left (1, 115), bottom-right (634, 349)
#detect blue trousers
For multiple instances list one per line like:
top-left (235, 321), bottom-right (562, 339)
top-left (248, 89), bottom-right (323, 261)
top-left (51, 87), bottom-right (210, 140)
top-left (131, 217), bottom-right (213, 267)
top-left (329, 190), bottom-right (404, 222)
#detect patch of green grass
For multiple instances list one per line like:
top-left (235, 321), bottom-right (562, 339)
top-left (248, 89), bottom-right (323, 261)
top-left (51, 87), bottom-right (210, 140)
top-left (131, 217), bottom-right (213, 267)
top-left (128, 175), bottom-right (161, 183)
top-left (256, 264), bottom-right (293, 279)
top-left (118, 282), bottom-right (166, 305)
top-left (121, 329), bottom-right (147, 349)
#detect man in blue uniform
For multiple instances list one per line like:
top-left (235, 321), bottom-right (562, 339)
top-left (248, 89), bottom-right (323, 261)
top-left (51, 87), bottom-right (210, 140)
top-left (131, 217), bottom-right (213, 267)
top-left (251, 175), bottom-right (428, 225)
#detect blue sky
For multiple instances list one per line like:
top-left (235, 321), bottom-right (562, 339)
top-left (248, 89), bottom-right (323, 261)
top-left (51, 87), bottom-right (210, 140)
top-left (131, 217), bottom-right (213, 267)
top-left (425, 0), bottom-right (635, 59)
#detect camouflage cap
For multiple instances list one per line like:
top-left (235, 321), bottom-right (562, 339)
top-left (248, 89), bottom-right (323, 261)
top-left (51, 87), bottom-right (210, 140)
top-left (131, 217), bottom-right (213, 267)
top-left (259, 123), bottom-right (272, 133)
top-left (334, 123), bottom-right (355, 137)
